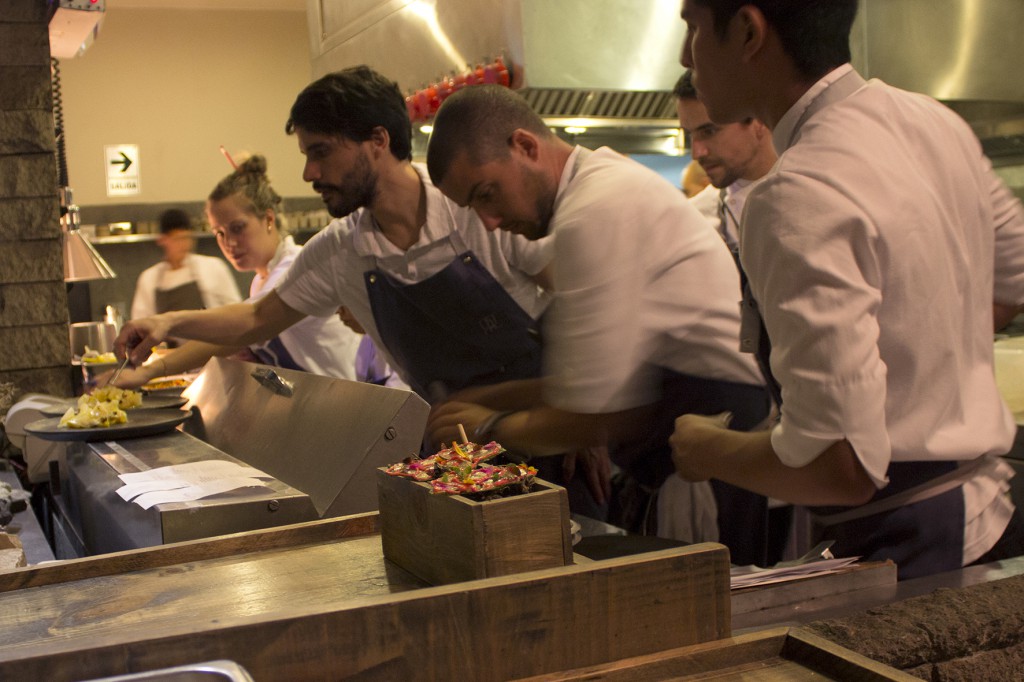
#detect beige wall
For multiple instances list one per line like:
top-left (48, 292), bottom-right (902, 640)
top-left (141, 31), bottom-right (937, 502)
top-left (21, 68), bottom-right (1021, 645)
top-left (58, 6), bottom-right (314, 207)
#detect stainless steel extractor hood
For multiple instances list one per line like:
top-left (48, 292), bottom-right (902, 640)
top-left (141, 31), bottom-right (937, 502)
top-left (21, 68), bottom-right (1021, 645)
top-left (307, 0), bottom-right (685, 128)
top-left (850, 0), bottom-right (1024, 165)
top-left (305, 0), bottom-right (1024, 174)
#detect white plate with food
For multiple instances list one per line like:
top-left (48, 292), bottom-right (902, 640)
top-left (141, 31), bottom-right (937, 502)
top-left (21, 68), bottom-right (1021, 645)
top-left (25, 408), bottom-right (192, 442)
top-left (38, 393), bottom-right (187, 417)
top-left (140, 376), bottom-right (195, 397)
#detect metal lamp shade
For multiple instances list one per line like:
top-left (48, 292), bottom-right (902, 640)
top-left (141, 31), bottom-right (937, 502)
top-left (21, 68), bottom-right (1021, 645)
top-left (63, 229), bottom-right (116, 282)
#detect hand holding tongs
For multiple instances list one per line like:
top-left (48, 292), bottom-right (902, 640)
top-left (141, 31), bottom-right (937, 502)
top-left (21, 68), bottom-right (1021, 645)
top-left (108, 345), bottom-right (133, 387)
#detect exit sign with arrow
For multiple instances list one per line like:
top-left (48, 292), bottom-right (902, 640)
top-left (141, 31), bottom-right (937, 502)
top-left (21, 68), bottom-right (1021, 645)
top-left (104, 144), bottom-right (140, 197)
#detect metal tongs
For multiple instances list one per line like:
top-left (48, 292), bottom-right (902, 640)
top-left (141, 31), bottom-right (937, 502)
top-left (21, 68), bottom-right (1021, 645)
top-left (108, 354), bottom-right (131, 387)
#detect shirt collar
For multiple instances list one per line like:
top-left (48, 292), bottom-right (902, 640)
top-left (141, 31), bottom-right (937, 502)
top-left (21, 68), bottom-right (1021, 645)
top-left (772, 63), bottom-right (854, 154)
top-left (350, 162), bottom-right (447, 258)
top-left (264, 235), bottom-right (294, 274)
top-left (555, 146), bottom-right (585, 202)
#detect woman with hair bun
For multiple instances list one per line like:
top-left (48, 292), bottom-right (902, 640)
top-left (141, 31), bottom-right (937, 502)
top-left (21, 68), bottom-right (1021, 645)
top-left (104, 155), bottom-right (361, 387)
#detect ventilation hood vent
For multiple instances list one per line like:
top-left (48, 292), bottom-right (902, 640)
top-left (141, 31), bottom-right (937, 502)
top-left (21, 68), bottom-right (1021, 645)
top-left (520, 89), bottom-right (677, 125)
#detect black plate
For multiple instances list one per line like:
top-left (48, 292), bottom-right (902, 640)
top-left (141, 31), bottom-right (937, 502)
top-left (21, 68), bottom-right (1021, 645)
top-left (39, 394), bottom-right (188, 417)
top-left (24, 408), bottom-right (192, 442)
top-left (142, 386), bottom-right (188, 398)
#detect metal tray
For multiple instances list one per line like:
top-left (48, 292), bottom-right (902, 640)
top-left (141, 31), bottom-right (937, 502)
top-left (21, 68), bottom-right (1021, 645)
top-left (24, 408), bottom-right (192, 442)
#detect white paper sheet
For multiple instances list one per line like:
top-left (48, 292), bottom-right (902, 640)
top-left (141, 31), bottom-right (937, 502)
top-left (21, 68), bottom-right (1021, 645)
top-left (730, 556), bottom-right (862, 589)
top-left (115, 460), bottom-right (274, 508)
top-left (131, 477), bottom-right (268, 510)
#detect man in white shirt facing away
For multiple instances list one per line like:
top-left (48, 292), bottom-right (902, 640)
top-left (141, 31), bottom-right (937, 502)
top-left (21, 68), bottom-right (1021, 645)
top-left (673, 0), bottom-right (1024, 579)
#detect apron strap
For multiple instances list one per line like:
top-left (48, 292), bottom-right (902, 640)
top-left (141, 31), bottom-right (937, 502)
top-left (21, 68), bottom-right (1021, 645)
top-left (811, 455), bottom-right (993, 527)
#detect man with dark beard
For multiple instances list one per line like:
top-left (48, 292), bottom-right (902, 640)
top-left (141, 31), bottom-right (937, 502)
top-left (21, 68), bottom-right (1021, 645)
top-left (118, 65), bottom-right (552, 401)
top-left (115, 67), bottom-right (610, 516)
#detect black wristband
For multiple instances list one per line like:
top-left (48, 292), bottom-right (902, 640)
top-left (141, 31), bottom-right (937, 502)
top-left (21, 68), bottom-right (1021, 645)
top-left (472, 410), bottom-right (516, 442)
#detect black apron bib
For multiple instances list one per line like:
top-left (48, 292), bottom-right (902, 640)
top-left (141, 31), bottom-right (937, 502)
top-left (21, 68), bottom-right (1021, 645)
top-left (363, 244), bottom-right (542, 401)
top-left (155, 275), bottom-right (205, 348)
top-left (155, 280), bottom-right (204, 314)
top-left (249, 336), bottom-right (306, 373)
top-left (810, 461), bottom-right (964, 580)
top-left (610, 369), bottom-right (773, 565)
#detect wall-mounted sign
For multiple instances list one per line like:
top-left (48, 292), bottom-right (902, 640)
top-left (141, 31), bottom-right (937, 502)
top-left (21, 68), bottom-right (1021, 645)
top-left (104, 144), bottom-right (140, 197)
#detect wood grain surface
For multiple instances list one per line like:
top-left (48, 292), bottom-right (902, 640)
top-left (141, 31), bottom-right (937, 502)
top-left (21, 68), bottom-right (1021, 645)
top-left (516, 626), bottom-right (916, 681)
top-left (0, 532), bottom-right (730, 681)
top-left (0, 511), bottom-right (380, 593)
top-left (378, 471), bottom-right (572, 584)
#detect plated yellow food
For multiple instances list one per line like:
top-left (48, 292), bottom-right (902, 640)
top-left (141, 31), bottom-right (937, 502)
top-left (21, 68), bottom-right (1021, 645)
top-left (80, 349), bottom-right (117, 364)
top-left (59, 387), bottom-right (143, 429)
top-left (141, 378), bottom-right (190, 392)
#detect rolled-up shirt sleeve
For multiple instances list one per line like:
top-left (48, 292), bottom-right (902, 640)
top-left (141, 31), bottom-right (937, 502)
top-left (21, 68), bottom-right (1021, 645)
top-left (744, 174), bottom-right (892, 487)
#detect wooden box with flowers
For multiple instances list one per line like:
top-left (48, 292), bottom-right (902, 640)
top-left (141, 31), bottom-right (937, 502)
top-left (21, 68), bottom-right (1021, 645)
top-left (376, 439), bottom-right (572, 586)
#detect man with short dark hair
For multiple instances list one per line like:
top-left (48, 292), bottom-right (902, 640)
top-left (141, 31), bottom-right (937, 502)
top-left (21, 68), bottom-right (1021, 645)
top-left (122, 66), bottom-right (551, 403)
top-left (673, 69), bottom-right (776, 252)
top-left (672, 0), bottom-right (1024, 579)
top-left (426, 84), bottom-right (772, 555)
top-left (130, 207), bottom-right (241, 319)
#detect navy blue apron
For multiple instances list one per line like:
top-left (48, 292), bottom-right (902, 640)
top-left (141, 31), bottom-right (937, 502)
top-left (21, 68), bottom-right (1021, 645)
top-left (742, 250), bottom-right (964, 577)
top-left (611, 369), bottom-right (772, 565)
top-left (711, 192), bottom-right (785, 566)
top-left (362, 222), bottom-right (611, 517)
top-left (250, 336), bottom-right (306, 372)
top-left (363, 237), bottom-right (542, 400)
top-left (810, 462), bottom-right (963, 580)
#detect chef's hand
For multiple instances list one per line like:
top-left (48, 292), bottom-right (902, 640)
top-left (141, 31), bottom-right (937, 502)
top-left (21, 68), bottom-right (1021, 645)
top-left (115, 317), bottom-right (170, 366)
top-left (669, 412), bottom-right (733, 482)
top-left (426, 401), bottom-right (493, 448)
top-left (562, 445), bottom-right (612, 506)
top-left (93, 365), bottom-right (154, 390)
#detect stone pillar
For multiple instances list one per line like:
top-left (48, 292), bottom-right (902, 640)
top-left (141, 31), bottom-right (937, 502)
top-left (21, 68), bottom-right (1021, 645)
top-left (0, 0), bottom-right (74, 413)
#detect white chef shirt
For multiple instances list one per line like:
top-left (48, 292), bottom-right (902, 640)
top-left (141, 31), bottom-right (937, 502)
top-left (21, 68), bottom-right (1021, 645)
top-left (247, 236), bottom-right (359, 381)
top-left (131, 253), bottom-right (242, 319)
top-left (722, 179), bottom-right (756, 244)
top-left (689, 183), bottom-right (720, 231)
top-left (745, 64), bottom-right (1024, 562)
top-left (275, 163), bottom-right (553, 387)
top-left (543, 146), bottom-right (763, 414)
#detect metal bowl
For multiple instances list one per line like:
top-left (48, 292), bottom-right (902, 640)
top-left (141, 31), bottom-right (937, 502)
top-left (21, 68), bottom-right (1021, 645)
top-left (70, 321), bottom-right (116, 357)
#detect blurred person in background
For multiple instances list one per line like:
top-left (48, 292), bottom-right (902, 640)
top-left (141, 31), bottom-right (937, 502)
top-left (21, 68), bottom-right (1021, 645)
top-left (672, 67), bottom-right (786, 565)
top-left (681, 158), bottom-right (710, 198)
top-left (674, 69), bottom-right (776, 255)
top-left (130, 207), bottom-right (241, 320)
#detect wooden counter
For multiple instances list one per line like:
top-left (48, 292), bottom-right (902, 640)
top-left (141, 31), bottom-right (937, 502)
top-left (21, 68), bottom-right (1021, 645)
top-left (0, 513), bottom-right (731, 681)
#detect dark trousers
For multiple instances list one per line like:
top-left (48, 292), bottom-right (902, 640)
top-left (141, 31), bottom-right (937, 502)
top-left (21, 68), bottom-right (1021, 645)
top-left (608, 371), bottom-right (783, 566)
